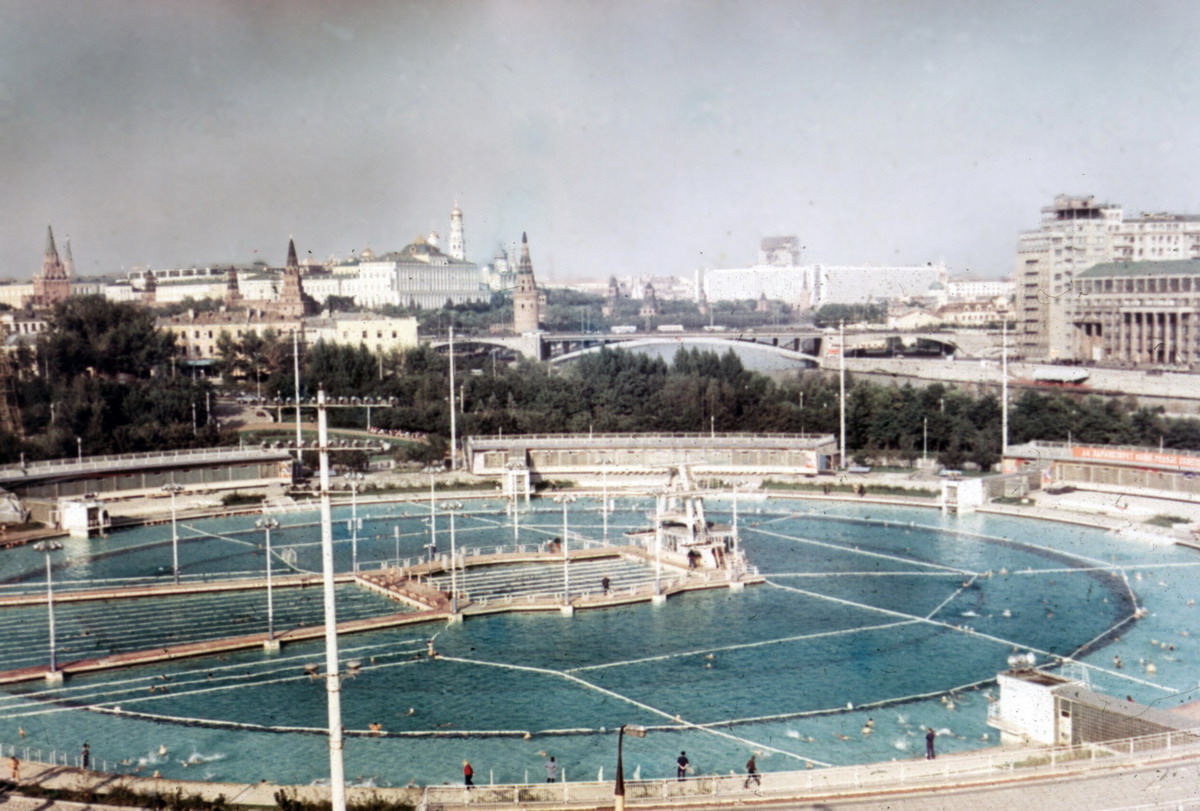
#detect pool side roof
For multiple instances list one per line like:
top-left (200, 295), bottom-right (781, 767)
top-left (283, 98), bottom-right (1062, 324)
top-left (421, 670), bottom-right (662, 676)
top-left (1079, 259), bottom-right (1200, 278)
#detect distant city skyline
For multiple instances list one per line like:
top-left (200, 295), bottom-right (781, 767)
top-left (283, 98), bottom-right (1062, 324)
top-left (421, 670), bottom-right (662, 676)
top-left (4, 1), bottom-right (1200, 282)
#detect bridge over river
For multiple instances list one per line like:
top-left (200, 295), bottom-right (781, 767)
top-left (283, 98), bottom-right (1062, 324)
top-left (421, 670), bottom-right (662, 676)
top-left (427, 328), bottom-right (1002, 365)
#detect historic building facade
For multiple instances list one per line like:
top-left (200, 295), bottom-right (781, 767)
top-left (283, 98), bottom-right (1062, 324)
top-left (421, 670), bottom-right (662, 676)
top-left (1072, 259), bottom-right (1200, 365)
top-left (158, 311), bottom-right (418, 366)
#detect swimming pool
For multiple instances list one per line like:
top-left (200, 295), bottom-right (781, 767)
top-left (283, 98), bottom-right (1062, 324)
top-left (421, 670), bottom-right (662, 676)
top-left (0, 496), bottom-right (1196, 787)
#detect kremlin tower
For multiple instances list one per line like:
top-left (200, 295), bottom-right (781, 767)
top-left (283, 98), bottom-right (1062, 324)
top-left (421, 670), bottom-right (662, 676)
top-left (512, 232), bottom-right (540, 334)
top-left (32, 225), bottom-right (72, 308)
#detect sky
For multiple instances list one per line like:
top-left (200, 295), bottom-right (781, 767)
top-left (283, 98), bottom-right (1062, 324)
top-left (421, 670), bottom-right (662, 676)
top-left (3, 0), bottom-right (1200, 282)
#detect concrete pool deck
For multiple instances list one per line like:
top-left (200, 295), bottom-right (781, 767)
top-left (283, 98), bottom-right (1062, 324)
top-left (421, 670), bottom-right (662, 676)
top-left (5, 726), bottom-right (1200, 810)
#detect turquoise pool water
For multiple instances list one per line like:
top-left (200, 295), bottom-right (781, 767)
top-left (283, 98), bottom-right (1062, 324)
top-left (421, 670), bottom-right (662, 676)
top-left (0, 497), bottom-right (1197, 787)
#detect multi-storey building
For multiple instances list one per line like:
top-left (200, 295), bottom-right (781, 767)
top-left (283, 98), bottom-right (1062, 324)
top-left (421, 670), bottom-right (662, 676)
top-left (158, 311), bottom-right (419, 367)
top-left (1014, 195), bottom-right (1121, 359)
top-left (1073, 260), bottom-right (1200, 365)
top-left (1014, 195), bottom-right (1200, 360)
top-left (811, 263), bottom-right (944, 308)
top-left (945, 277), bottom-right (1014, 300)
top-left (703, 236), bottom-right (943, 309)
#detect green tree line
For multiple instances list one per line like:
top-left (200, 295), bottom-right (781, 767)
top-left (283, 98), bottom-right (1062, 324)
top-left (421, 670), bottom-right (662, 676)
top-left (5, 297), bottom-right (1200, 468)
top-left (5, 296), bottom-right (219, 463)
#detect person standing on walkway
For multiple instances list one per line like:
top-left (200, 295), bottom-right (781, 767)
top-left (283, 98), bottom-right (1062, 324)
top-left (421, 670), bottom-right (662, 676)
top-left (81, 742), bottom-right (90, 770)
top-left (743, 754), bottom-right (761, 788)
top-left (925, 727), bottom-right (936, 759)
top-left (676, 751), bottom-right (689, 780)
top-left (9, 755), bottom-right (18, 783)
top-left (463, 759), bottom-right (474, 789)
top-left (545, 755), bottom-right (558, 782)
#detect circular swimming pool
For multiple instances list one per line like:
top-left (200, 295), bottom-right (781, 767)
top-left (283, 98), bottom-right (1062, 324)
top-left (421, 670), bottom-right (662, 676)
top-left (1, 496), bottom-right (1197, 787)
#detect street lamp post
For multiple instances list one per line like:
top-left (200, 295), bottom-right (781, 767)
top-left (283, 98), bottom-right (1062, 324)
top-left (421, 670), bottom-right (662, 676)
top-left (838, 320), bottom-right (846, 469)
top-left (346, 472), bottom-right (364, 573)
top-left (448, 326), bottom-right (457, 471)
top-left (293, 328), bottom-right (303, 463)
top-left (504, 462), bottom-right (522, 543)
top-left (600, 459), bottom-right (613, 544)
top-left (427, 472), bottom-right (437, 562)
top-left (76, 436), bottom-right (82, 464)
top-left (554, 494), bottom-right (577, 611)
top-left (33, 540), bottom-right (64, 679)
top-left (439, 501), bottom-right (463, 614)
top-left (315, 388), bottom-right (348, 811)
top-left (614, 724), bottom-right (647, 811)
top-left (162, 483), bottom-right (184, 585)
top-left (255, 517), bottom-right (280, 645)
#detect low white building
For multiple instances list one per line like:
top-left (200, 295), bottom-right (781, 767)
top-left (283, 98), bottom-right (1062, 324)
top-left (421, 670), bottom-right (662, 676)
top-left (158, 311), bottom-right (420, 365)
top-left (946, 276), bottom-right (1013, 300)
top-left (0, 281), bottom-right (34, 309)
top-left (308, 313), bottom-right (419, 355)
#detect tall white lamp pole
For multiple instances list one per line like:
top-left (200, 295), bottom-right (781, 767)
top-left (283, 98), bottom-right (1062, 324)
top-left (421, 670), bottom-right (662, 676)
top-left (316, 388), bottom-right (347, 811)
top-left (162, 483), bottom-right (184, 585)
top-left (33, 540), bottom-right (64, 677)
top-left (255, 517), bottom-right (280, 643)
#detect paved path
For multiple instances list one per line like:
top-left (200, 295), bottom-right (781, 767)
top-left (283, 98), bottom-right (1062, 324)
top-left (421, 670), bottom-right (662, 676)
top-left (4, 747), bottom-right (1200, 810)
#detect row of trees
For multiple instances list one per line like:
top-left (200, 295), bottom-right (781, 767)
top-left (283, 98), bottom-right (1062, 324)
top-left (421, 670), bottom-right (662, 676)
top-left (6, 296), bottom-right (1200, 469)
top-left (5, 297), bottom-right (218, 463)
top-left (290, 343), bottom-right (1200, 472)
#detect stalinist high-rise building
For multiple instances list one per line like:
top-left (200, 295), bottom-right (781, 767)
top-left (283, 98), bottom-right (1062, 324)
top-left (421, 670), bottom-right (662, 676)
top-left (512, 232), bottom-right (540, 333)
top-left (448, 203), bottom-right (466, 261)
top-left (31, 225), bottom-right (72, 309)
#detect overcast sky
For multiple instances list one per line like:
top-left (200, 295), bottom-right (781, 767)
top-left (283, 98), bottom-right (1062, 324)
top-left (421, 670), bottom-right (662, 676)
top-left (3, 0), bottom-right (1200, 282)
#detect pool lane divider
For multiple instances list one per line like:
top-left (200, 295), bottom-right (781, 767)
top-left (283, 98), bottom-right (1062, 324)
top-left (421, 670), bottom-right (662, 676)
top-left (0, 547), bottom-right (764, 685)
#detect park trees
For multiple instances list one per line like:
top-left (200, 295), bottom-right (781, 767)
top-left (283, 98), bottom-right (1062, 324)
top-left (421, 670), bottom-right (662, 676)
top-left (4, 296), bottom-right (220, 463)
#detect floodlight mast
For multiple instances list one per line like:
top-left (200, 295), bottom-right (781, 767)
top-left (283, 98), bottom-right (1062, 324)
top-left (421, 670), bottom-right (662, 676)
top-left (293, 328), bottom-right (303, 462)
top-left (316, 388), bottom-right (347, 811)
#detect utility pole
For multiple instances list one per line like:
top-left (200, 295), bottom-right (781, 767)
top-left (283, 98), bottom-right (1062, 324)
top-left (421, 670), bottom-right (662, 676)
top-left (1001, 320), bottom-right (1009, 457)
top-left (839, 320), bottom-right (847, 468)
top-left (449, 326), bottom-right (457, 471)
top-left (293, 328), bottom-right (303, 462)
top-left (316, 389), bottom-right (347, 811)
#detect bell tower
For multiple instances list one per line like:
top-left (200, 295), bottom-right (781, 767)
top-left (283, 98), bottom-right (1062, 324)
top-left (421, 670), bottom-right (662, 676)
top-left (448, 203), bottom-right (466, 261)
